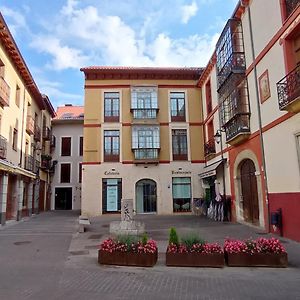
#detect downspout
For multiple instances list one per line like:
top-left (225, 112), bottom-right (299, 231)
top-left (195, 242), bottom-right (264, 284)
top-left (19, 87), bottom-right (26, 168)
top-left (246, 2), bottom-right (270, 231)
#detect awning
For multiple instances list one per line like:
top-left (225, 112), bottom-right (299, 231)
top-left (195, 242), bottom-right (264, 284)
top-left (198, 160), bottom-right (225, 179)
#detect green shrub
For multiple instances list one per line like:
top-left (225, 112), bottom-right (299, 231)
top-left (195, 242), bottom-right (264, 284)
top-left (181, 233), bottom-right (205, 250)
top-left (116, 234), bottom-right (139, 250)
top-left (169, 227), bottom-right (179, 246)
top-left (141, 233), bottom-right (148, 245)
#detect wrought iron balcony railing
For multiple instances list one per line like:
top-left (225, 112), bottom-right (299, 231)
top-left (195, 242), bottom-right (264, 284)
top-left (26, 116), bottom-right (35, 135)
top-left (277, 65), bottom-right (300, 110)
top-left (224, 114), bottom-right (250, 142)
top-left (25, 155), bottom-right (35, 172)
top-left (0, 135), bottom-right (7, 159)
top-left (204, 138), bottom-right (216, 157)
top-left (132, 108), bottom-right (158, 119)
top-left (40, 155), bottom-right (52, 170)
top-left (0, 77), bottom-right (10, 107)
top-left (133, 148), bottom-right (159, 160)
top-left (43, 126), bottom-right (51, 140)
top-left (34, 125), bottom-right (41, 141)
top-left (285, 0), bottom-right (300, 18)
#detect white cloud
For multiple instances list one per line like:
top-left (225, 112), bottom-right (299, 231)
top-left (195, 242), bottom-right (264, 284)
top-left (30, 36), bottom-right (89, 71)
top-left (181, 2), bottom-right (198, 24)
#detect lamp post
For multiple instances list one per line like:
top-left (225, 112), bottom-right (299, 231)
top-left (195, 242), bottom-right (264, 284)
top-left (214, 129), bottom-right (226, 208)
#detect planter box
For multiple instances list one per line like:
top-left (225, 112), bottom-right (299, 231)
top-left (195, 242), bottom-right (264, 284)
top-left (225, 252), bottom-right (288, 267)
top-left (166, 252), bottom-right (224, 267)
top-left (98, 250), bottom-right (157, 267)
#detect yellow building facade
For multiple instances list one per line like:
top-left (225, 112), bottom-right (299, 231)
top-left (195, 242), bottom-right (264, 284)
top-left (0, 13), bottom-right (55, 224)
top-left (80, 67), bottom-right (205, 215)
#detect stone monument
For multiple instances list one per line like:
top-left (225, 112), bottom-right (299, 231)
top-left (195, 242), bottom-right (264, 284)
top-left (109, 199), bottom-right (145, 236)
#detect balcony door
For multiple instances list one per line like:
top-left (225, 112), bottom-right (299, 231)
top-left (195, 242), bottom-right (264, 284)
top-left (135, 179), bottom-right (157, 213)
top-left (240, 159), bottom-right (259, 224)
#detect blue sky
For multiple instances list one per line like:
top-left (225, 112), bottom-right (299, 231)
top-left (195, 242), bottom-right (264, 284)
top-left (0, 0), bottom-right (237, 109)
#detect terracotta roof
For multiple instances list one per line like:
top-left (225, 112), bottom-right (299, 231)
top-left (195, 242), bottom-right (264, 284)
top-left (0, 13), bottom-right (44, 109)
top-left (80, 66), bottom-right (203, 81)
top-left (54, 105), bottom-right (84, 120)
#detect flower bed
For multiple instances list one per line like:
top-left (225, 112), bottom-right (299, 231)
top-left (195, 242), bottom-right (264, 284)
top-left (98, 236), bottom-right (158, 267)
top-left (224, 238), bottom-right (288, 267)
top-left (165, 228), bottom-right (224, 267)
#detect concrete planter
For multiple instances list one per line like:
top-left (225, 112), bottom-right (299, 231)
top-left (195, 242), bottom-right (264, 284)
top-left (225, 252), bottom-right (288, 267)
top-left (98, 250), bottom-right (158, 267)
top-left (166, 252), bottom-right (224, 267)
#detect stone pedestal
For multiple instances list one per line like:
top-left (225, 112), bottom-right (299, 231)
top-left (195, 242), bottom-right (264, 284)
top-left (109, 198), bottom-right (145, 236)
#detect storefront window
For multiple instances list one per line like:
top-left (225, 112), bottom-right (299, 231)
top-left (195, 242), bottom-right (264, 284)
top-left (172, 177), bottom-right (191, 212)
top-left (102, 179), bottom-right (122, 213)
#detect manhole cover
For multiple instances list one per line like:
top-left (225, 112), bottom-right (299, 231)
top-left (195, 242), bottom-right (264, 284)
top-left (69, 250), bottom-right (89, 255)
top-left (85, 245), bottom-right (99, 249)
top-left (102, 224), bottom-right (109, 228)
top-left (88, 234), bottom-right (102, 239)
top-left (14, 241), bottom-right (31, 245)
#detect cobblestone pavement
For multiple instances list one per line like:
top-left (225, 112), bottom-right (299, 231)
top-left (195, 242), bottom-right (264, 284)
top-left (0, 212), bottom-right (300, 300)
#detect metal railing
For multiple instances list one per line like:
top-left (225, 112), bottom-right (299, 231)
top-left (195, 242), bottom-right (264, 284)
top-left (277, 65), bottom-right (300, 110)
top-left (34, 125), bottom-right (41, 141)
top-left (43, 126), bottom-right (51, 140)
top-left (285, 0), bottom-right (300, 18)
top-left (133, 148), bottom-right (159, 160)
top-left (224, 114), bottom-right (250, 142)
top-left (25, 155), bottom-right (35, 172)
top-left (0, 135), bottom-right (7, 159)
top-left (0, 77), bottom-right (10, 107)
top-left (204, 138), bottom-right (216, 157)
top-left (132, 109), bottom-right (157, 119)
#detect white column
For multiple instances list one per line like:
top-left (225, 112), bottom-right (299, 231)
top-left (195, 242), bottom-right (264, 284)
top-left (27, 181), bottom-right (33, 216)
top-left (0, 174), bottom-right (8, 225)
top-left (17, 179), bottom-right (24, 221)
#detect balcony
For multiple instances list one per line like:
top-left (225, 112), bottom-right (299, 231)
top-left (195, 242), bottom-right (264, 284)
top-left (40, 155), bottom-right (52, 170)
top-left (133, 148), bottom-right (159, 164)
top-left (43, 126), bottom-right (51, 140)
top-left (34, 125), bottom-right (41, 141)
top-left (277, 65), bottom-right (300, 113)
top-left (25, 155), bottom-right (35, 172)
top-left (0, 77), bottom-right (10, 107)
top-left (224, 114), bottom-right (250, 146)
top-left (204, 138), bottom-right (216, 158)
top-left (26, 116), bottom-right (35, 135)
top-left (285, 0), bottom-right (300, 18)
top-left (0, 135), bottom-right (7, 159)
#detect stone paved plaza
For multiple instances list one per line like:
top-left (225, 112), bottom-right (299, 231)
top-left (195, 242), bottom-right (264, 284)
top-left (0, 211), bottom-right (300, 300)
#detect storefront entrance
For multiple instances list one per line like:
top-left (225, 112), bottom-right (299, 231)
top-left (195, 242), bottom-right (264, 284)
top-left (55, 187), bottom-right (72, 210)
top-left (240, 159), bottom-right (259, 224)
top-left (136, 179), bottom-right (157, 213)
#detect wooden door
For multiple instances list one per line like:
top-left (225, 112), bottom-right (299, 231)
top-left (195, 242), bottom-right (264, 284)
top-left (240, 159), bottom-right (259, 224)
top-left (6, 175), bottom-right (16, 220)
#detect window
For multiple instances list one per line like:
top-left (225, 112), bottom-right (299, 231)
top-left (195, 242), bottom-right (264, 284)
top-left (170, 92), bottom-right (185, 121)
top-left (172, 129), bottom-right (188, 160)
top-left (104, 92), bottom-right (119, 122)
top-left (79, 163), bottom-right (82, 183)
top-left (79, 136), bottom-right (83, 156)
top-left (60, 163), bottom-right (71, 183)
top-left (172, 177), bottom-right (191, 212)
top-left (132, 126), bottom-right (160, 159)
top-left (15, 85), bottom-right (20, 107)
top-left (102, 179), bottom-right (122, 213)
top-left (0, 59), bottom-right (4, 78)
top-left (205, 81), bottom-right (212, 114)
top-left (131, 87), bottom-right (158, 119)
top-left (61, 137), bottom-right (71, 156)
top-left (104, 130), bottom-right (119, 162)
top-left (12, 128), bottom-right (18, 151)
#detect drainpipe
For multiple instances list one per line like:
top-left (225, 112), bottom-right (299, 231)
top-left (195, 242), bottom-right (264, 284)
top-left (19, 86), bottom-right (26, 168)
top-left (246, 2), bottom-right (270, 231)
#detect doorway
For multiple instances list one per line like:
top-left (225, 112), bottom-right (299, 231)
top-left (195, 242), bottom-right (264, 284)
top-left (55, 187), bottom-right (72, 210)
top-left (240, 159), bottom-right (259, 224)
top-left (136, 179), bottom-right (157, 213)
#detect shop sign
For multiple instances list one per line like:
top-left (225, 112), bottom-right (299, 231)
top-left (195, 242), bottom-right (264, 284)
top-left (104, 170), bottom-right (120, 176)
top-left (199, 169), bottom-right (216, 179)
top-left (172, 170), bottom-right (192, 175)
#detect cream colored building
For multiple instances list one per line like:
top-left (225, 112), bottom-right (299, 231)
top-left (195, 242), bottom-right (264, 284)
top-left (199, 0), bottom-right (300, 241)
top-left (80, 67), bottom-right (205, 216)
top-left (0, 13), bottom-right (55, 225)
